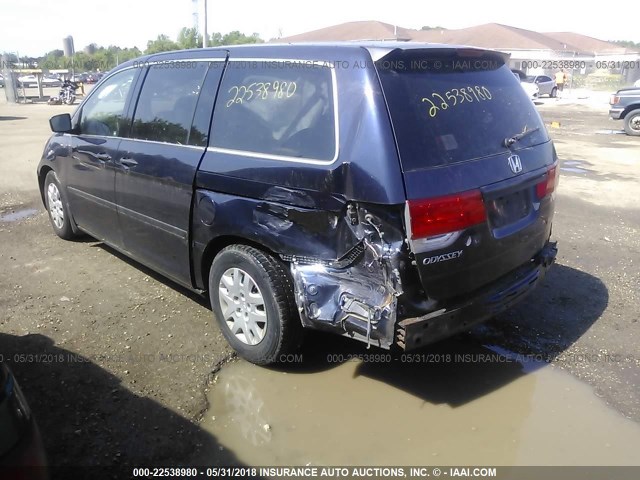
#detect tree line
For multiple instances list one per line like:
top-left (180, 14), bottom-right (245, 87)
top-left (5, 28), bottom-right (264, 72)
top-left (610, 40), bottom-right (640, 50)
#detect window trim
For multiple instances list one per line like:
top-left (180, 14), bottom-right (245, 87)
top-left (209, 58), bottom-right (340, 166)
top-left (75, 58), bottom-right (225, 137)
top-left (77, 66), bottom-right (139, 138)
top-left (129, 61), bottom-right (212, 146)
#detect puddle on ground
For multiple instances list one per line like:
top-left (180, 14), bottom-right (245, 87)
top-left (200, 341), bottom-right (640, 466)
top-left (560, 160), bottom-right (591, 175)
top-left (594, 129), bottom-right (625, 135)
top-left (561, 167), bottom-right (589, 174)
top-left (0, 208), bottom-right (38, 222)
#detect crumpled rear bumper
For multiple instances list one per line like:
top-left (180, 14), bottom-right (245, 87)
top-left (396, 241), bottom-right (558, 351)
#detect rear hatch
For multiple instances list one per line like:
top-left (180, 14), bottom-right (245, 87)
top-left (375, 47), bottom-right (558, 301)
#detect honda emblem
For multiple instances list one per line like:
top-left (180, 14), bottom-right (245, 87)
top-left (508, 155), bottom-right (523, 174)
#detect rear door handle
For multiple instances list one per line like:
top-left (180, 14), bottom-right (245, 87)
top-left (96, 153), bottom-right (112, 162)
top-left (120, 158), bottom-right (138, 168)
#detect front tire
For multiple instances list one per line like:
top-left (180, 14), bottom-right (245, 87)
top-left (44, 171), bottom-right (77, 240)
top-left (209, 245), bottom-right (303, 365)
top-left (623, 111), bottom-right (640, 136)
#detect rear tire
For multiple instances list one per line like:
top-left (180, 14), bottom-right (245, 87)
top-left (44, 171), bottom-right (77, 240)
top-left (623, 111), bottom-right (640, 136)
top-left (209, 245), bottom-right (303, 365)
top-left (550, 87), bottom-right (557, 98)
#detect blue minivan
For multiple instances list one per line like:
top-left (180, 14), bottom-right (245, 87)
top-left (39, 43), bottom-right (558, 364)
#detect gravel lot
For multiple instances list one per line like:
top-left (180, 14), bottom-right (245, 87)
top-left (478, 99), bottom-right (640, 420)
top-left (0, 95), bottom-right (638, 473)
top-left (0, 101), bottom-right (238, 471)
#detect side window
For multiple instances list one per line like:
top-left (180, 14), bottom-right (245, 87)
top-left (131, 62), bottom-right (208, 145)
top-left (541, 76), bottom-right (551, 82)
top-left (212, 61), bottom-right (336, 161)
top-left (80, 69), bottom-right (137, 137)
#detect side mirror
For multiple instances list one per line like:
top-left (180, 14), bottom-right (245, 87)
top-left (49, 113), bottom-right (73, 133)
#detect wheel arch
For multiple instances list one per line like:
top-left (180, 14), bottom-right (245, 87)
top-left (199, 235), bottom-right (283, 293)
top-left (622, 105), bottom-right (640, 119)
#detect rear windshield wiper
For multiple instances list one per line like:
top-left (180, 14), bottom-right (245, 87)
top-left (503, 126), bottom-right (540, 148)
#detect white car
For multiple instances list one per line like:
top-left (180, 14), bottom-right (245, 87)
top-left (512, 70), bottom-right (539, 101)
top-left (42, 76), bottom-right (62, 87)
top-left (18, 74), bottom-right (38, 87)
top-left (520, 81), bottom-right (539, 100)
top-left (17, 74), bottom-right (61, 87)
top-left (525, 75), bottom-right (557, 97)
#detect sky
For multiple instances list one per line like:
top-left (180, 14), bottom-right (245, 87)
top-left (1, 0), bottom-right (638, 57)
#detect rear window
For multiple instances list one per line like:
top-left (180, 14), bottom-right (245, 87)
top-left (376, 50), bottom-right (549, 170)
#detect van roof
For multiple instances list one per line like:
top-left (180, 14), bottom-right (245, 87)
top-left (118, 42), bottom-right (509, 70)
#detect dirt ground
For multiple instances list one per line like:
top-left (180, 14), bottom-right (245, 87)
top-left (0, 101), bottom-right (237, 470)
top-left (0, 95), bottom-right (639, 473)
top-left (479, 100), bottom-right (640, 420)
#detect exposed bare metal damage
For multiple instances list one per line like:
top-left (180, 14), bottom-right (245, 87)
top-left (288, 203), bottom-right (405, 349)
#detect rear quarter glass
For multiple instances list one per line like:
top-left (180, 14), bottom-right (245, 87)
top-left (376, 50), bottom-right (549, 170)
top-left (211, 61), bottom-right (336, 162)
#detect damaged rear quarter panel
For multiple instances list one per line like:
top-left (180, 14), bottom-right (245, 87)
top-left (289, 204), bottom-right (409, 349)
top-left (191, 186), bottom-right (410, 349)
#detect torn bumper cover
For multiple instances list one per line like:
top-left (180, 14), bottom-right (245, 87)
top-left (288, 208), bottom-right (406, 350)
top-left (290, 240), bottom-right (403, 350)
top-left (396, 241), bottom-right (558, 351)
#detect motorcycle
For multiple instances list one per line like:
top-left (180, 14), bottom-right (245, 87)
top-left (48, 80), bottom-right (78, 105)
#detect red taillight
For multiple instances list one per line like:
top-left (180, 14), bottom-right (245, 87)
top-left (610, 95), bottom-right (620, 105)
top-left (408, 190), bottom-right (486, 239)
top-left (535, 165), bottom-right (559, 200)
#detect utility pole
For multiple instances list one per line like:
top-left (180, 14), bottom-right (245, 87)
top-left (202, 0), bottom-right (208, 48)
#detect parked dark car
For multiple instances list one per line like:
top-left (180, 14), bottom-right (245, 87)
top-left (610, 87), bottom-right (640, 136)
top-left (70, 73), bottom-right (89, 84)
top-left (38, 43), bottom-right (558, 364)
top-left (87, 72), bottom-right (105, 84)
top-left (0, 362), bottom-right (48, 479)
